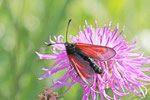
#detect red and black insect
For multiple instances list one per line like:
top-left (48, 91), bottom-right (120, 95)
top-left (47, 19), bottom-right (116, 87)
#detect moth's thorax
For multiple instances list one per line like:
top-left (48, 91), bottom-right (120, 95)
top-left (65, 43), bottom-right (81, 54)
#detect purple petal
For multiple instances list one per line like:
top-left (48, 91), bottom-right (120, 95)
top-left (36, 52), bottom-right (57, 59)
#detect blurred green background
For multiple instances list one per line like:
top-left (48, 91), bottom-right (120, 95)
top-left (0, 0), bottom-right (150, 100)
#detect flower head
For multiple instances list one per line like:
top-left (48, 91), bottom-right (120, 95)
top-left (36, 21), bottom-right (150, 100)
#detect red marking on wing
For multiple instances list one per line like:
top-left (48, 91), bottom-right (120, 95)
top-left (68, 54), bottom-right (94, 87)
top-left (76, 43), bottom-right (116, 61)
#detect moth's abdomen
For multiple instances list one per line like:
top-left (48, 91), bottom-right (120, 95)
top-left (87, 58), bottom-right (103, 74)
top-left (78, 53), bottom-right (103, 74)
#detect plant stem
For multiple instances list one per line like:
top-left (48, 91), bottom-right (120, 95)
top-left (96, 93), bottom-right (99, 100)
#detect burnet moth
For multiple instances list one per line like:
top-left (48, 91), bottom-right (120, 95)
top-left (46, 19), bottom-right (116, 87)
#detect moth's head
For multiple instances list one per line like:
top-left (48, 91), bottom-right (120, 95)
top-left (64, 42), bottom-right (76, 48)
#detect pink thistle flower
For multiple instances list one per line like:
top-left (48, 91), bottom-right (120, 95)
top-left (36, 20), bottom-right (150, 100)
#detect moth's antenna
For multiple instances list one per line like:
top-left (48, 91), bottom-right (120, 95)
top-left (66, 19), bottom-right (72, 42)
top-left (46, 19), bottom-right (72, 46)
top-left (45, 42), bottom-right (64, 46)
